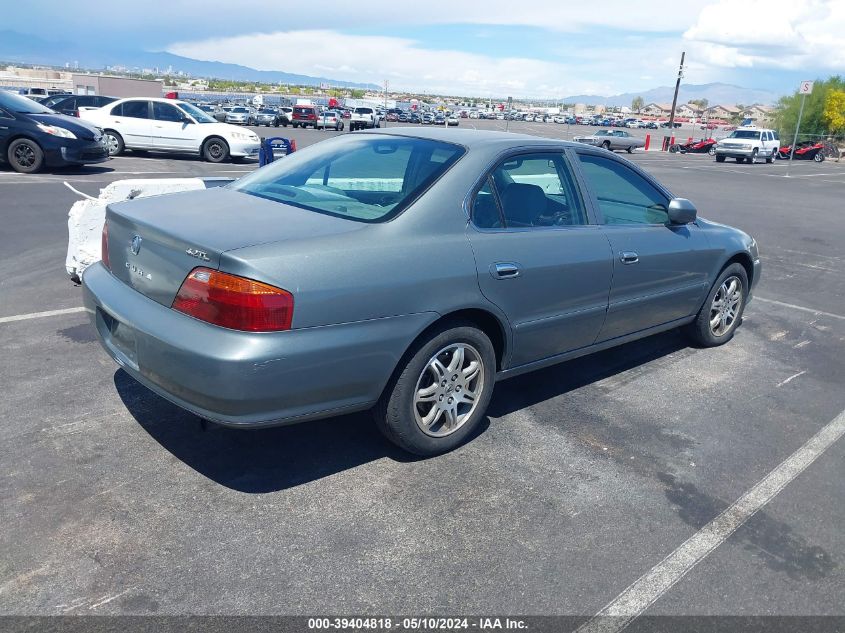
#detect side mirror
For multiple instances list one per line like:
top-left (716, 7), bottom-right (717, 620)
top-left (668, 198), bottom-right (697, 224)
top-left (181, 115), bottom-right (193, 124)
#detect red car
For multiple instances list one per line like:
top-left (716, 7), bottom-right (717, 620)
top-left (669, 138), bottom-right (717, 155)
top-left (292, 105), bottom-right (319, 128)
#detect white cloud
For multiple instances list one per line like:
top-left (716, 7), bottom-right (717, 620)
top-left (683, 0), bottom-right (845, 69)
top-left (168, 30), bottom-right (692, 98)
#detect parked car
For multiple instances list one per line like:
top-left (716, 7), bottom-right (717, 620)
top-left (84, 128), bottom-right (760, 456)
top-left (0, 89), bottom-right (110, 173)
top-left (669, 138), bottom-right (718, 155)
top-left (714, 128), bottom-right (779, 163)
top-left (195, 103), bottom-right (226, 122)
top-left (292, 105), bottom-right (319, 128)
top-left (225, 107), bottom-right (254, 125)
top-left (315, 110), bottom-right (345, 131)
top-left (79, 98), bottom-right (260, 163)
top-left (39, 94), bottom-right (117, 117)
top-left (254, 109), bottom-right (277, 126)
top-left (645, 121), bottom-right (659, 129)
top-left (660, 121), bottom-right (682, 128)
top-left (350, 107), bottom-right (381, 131)
top-left (275, 107), bottom-right (293, 126)
top-left (447, 114), bottom-right (459, 126)
top-left (409, 113), bottom-right (422, 124)
top-left (422, 113), bottom-right (434, 124)
top-left (434, 114), bottom-right (446, 125)
top-left (573, 129), bottom-right (645, 153)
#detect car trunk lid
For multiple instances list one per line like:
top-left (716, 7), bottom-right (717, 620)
top-left (105, 187), bottom-right (363, 307)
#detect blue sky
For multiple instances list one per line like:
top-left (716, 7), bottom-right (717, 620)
top-left (6, 0), bottom-right (844, 98)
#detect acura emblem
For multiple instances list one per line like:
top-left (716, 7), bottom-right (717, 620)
top-left (130, 235), bottom-right (142, 256)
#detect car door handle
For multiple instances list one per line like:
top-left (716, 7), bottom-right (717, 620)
top-left (491, 262), bottom-right (521, 279)
top-left (620, 251), bottom-right (639, 264)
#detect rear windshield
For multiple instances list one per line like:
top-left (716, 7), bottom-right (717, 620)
top-left (231, 135), bottom-right (465, 223)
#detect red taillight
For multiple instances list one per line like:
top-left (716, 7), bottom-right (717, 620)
top-left (101, 221), bottom-right (110, 269)
top-left (171, 267), bottom-right (294, 332)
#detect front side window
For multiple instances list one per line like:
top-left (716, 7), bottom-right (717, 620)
top-left (232, 135), bottom-right (464, 223)
top-left (177, 102), bottom-right (215, 123)
top-left (121, 101), bottom-right (150, 119)
top-left (472, 153), bottom-right (587, 229)
top-left (153, 102), bottom-right (183, 122)
top-left (576, 153), bottom-right (669, 225)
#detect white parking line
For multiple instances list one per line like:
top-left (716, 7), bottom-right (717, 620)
top-left (0, 307), bottom-right (87, 324)
top-left (577, 407), bottom-right (845, 633)
top-left (755, 297), bottom-right (845, 321)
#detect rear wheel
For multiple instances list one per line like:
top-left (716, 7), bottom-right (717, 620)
top-left (7, 138), bottom-right (44, 173)
top-left (708, 146), bottom-right (716, 156)
top-left (374, 324), bottom-right (495, 456)
top-left (686, 263), bottom-right (748, 347)
top-left (736, 157), bottom-right (744, 163)
top-left (601, 141), bottom-right (611, 150)
top-left (104, 130), bottom-right (124, 156)
top-left (626, 145), bottom-right (634, 154)
top-left (715, 155), bottom-right (725, 162)
top-left (814, 152), bottom-right (825, 163)
top-left (202, 137), bottom-right (229, 163)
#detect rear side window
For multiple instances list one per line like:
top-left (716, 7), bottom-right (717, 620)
top-left (232, 135), bottom-right (465, 223)
top-left (576, 153), bottom-right (668, 225)
top-left (120, 101), bottom-right (150, 119)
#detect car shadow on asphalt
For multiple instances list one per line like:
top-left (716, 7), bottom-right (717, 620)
top-left (487, 328), bottom-right (691, 418)
top-left (114, 330), bottom-right (687, 493)
top-left (0, 163), bottom-right (115, 175)
top-left (113, 369), bottom-right (434, 493)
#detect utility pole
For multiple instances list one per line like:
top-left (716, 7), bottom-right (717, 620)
top-left (667, 51), bottom-right (685, 146)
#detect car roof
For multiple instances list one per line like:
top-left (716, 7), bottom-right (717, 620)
top-left (359, 127), bottom-right (579, 150)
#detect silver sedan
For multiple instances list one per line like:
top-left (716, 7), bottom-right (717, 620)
top-left (574, 129), bottom-right (646, 153)
top-left (84, 129), bottom-right (759, 456)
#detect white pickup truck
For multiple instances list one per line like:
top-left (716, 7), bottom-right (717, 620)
top-left (350, 107), bottom-right (381, 131)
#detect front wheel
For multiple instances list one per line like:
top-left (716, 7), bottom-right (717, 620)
top-left (626, 145), bottom-right (634, 154)
top-left (601, 141), bottom-right (611, 150)
top-left (686, 263), bottom-right (748, 347)
top-left (374, 324), bottom-right (495, 456)
top-left (715, 155), bottom-right (725, 162)
top-left (104, 130), bottom-right (124, 156)
top-left (747, 148), bottom-right (758, 164)
top-left (708, 146), bottom-right (716, 156)
top-left (202, 137), bottom-right (229, 163)
top-left (814, 152), bottom-right (825, 163)
top-left (7, 138), bottom-right (44, 173)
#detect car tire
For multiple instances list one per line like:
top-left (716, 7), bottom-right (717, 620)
top-left (292, 123), bottom-right (299, 128)
top-left (686, 263), bottom-right (749, 347)
top-left (374, 323), bottom-right (496, 456)
top-left (736, 157), bottom-right (744, 163)
top-left (626, 145), bottom-right (634, 153)
top-left (715, 155), bottom-right (725, 162)
top-left (202, 137), bottom-right (229, 163)
top-left (601, 141), bottom-right (611, 150)
top-left (104, 130), bottom-right (124, 156)
top-left (747, 149), bottom-right (758, 164)
top-left (708, 147), bottom-right (716, 156)
top-left (7, 138), bottom-right (44, 173)
top-left (814, 152), bottom-right (825, 163)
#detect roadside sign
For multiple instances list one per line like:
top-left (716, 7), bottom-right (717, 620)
top-left (799, 80), bottom-right (814, 94)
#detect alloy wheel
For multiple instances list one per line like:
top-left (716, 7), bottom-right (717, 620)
top-left (105, 134), bottom-right (120, 155)
top-left (13, 143), bottom-right (36, 168)
top-left (709, 276), bottom-right (743, 337)
top-left (413, 343), bottom-right (484, 437)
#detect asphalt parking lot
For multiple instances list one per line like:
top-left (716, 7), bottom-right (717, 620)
top-left (1, 120), bottom-right (844, 627)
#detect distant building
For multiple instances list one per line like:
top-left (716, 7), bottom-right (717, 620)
top-left (677, 103), bottom-right (702, 118)
top-left (71, 74), bottom-right (163, 98)
top-left (705, 104), bottom-right (741, 120)
top-left (642, 103), bottom-right (672, 117)
top-left (741, 105), bottom-right (775, 125)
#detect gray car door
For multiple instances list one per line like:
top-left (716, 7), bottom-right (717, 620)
top-left (466, 151), bottom-right (613, 367)
top-left (574, 151), bottom-right (714, 342)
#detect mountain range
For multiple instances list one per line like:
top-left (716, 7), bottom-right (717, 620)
top-left (1, 30), bottom-right (780, 104)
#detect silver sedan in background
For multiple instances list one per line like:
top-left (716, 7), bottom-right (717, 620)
top-left (574, 129), bottom-right (646, 153)
top-left (84, 129), bottom-right (759, 456)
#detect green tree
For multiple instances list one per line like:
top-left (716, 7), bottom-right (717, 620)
top-left (631, 96), bottom-right (644, 113)
top-left (822, 89), bottom-right (845, 135)
top-left (774, 76), bottom-right (845, 138)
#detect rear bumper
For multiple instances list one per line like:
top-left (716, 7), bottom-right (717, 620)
top-left (82, 262), bottom-right (433, 427)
